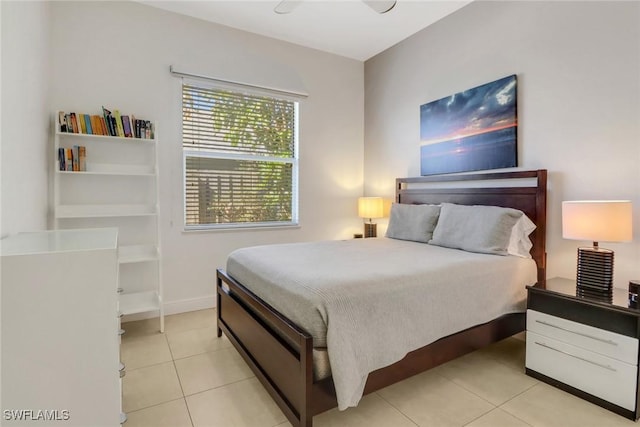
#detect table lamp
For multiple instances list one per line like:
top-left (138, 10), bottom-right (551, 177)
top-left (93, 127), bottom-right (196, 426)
top-left (358, 197), bottom-right (383, 238)
top-left (562, 200), bottom-right (632, 301)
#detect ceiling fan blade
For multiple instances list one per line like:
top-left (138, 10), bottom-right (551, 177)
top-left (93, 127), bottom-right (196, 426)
top-left (362, 0), bottom-right (397, 14)
top-left (274, 0), bottom-right (302, 14)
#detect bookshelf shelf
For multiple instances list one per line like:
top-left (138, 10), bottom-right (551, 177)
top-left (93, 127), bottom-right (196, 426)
top-left (53, 112), bottom-right (164, 344)
top-left (119, 244), bottom-right (159, 264)
top-left (57, 163), bottom-right (156, 177)
top-left (56, 131), bottom-right (156, 144)
top-left (55, 204), bottom-right (157, 218)
top-left (119, 291), bottom-right (161, 315)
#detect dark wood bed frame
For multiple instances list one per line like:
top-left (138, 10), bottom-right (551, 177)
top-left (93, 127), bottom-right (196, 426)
top-left (216, 169), bottom-right (547, 427)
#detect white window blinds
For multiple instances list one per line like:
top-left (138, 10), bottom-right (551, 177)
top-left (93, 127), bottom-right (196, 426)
top-left (182, 83), bottom-right (299, 229)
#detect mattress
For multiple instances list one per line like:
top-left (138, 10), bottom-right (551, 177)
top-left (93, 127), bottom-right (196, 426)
top-left (227, 237), bottom-right (537, 408)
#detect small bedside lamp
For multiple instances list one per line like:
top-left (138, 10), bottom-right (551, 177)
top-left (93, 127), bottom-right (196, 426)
top-left (562, 200), bottom-right (632, 300)
top-left (358, 197), bottom-right (383, 238)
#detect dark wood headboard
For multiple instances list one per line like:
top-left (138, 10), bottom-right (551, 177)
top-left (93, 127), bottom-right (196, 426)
top-left (396, 169), bottom-right (547, 285)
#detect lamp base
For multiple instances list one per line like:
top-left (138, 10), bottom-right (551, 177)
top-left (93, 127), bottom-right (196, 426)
top-left (364, 223), bottom-right (377, 238)
top-left (575, 247), bottom-right (614, 303)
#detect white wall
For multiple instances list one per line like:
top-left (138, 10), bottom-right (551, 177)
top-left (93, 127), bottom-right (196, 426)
top-left (1, 1), bottom-right (51, 237)
top-left (1, 3), bottom-right (50, 407)
top-left (48, 1), bottom-right (364, 310)
top-left (364, 1), bottom-right (640, 287)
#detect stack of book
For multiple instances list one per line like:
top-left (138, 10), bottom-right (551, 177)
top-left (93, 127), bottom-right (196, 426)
top-left (58, 108), bottom-right (154, 139)
top-left (58, 146), bottom-right (86, 172)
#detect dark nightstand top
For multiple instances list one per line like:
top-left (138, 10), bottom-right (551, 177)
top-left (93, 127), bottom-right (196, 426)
top-left (528, 277), bottom-right (639, 314)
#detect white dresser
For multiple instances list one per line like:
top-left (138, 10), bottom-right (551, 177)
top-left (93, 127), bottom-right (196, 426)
top-left (1, 229), bottom-right (121, 426)
top-left (526, 277), bottom-right (640, 420)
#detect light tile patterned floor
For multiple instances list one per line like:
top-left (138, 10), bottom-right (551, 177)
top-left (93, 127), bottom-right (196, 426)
top-left (121, 309), bottom-right (637, 427)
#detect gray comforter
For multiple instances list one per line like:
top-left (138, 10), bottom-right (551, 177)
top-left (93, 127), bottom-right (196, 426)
top-left (227, 238), bottom-right (536, 409)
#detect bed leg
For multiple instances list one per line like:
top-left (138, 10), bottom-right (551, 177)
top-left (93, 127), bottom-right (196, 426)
top-left (300, 333), bottom-right (313, 427)
top-left (216, 272), bottom-right (223, 338)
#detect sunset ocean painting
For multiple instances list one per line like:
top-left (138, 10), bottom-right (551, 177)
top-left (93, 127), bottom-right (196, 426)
top-left (420, 75), bottom-right (517, 175)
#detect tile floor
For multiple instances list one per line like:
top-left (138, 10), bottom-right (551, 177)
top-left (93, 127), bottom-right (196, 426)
top-left (121, 309), bottom-right (637, 427)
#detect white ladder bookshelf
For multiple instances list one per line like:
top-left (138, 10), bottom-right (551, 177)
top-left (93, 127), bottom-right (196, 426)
top-left (53, 115), bottom-right (164, 333)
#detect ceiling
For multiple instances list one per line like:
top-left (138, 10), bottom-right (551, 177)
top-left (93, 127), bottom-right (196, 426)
top-left (138, 0), bottom-right (472, 61)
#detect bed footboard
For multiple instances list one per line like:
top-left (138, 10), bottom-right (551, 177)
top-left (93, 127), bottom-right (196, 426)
top-left (217, 269), bottom-right (313, 427)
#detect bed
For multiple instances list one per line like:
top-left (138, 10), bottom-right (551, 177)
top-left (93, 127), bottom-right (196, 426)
top-left (216, 169), bottom-right (547, 427)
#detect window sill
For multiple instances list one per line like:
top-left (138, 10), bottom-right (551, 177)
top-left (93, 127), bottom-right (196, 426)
top-left (182, 222), bottom-right (301, 234)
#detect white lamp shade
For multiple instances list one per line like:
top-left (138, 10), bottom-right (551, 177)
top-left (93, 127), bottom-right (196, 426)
top-left (562, 200), bottom-right (633, 243)
top-left (358, 197), bottom-right (383, 219)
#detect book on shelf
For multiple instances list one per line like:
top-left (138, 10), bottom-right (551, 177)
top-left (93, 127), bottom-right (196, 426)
top-left (58, 148), bottom-right (66, 171)
top-left (99, 117), bottom-right (108, 136)
top-left (102, 106), bottom-right (114, 136)
top-left (97, 115), bottom-right (106, 135)
top-left (79, 114), bottom-right (87, 134)
top-left (110, 116), bottom-right (118, 136)
top-left (114, 110), bottom-right (125, 137)
top-left (72, 146), bottom-right (79, 171)
top-left (66, 148), bottom-right (73, 171)
top-left (70, 113), bottom-right (79, 134)
top-left (122, 115), bottom-right (132, 138)
top-left (58, 112), bottom-right (68, 133)
top-left (84, 114), bottom-right (93, 135)
top-left (133, 116), bottom-right (140, 138)
top-left (78, 146), bottom-right (87, 172)
top-left (90, 115), bottom-right (100, 136)
top-left (88, 115), bottom-right (96, 135)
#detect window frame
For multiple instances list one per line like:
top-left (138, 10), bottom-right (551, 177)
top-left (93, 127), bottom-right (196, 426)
top-left (181, 79), bottom-right (300, 231)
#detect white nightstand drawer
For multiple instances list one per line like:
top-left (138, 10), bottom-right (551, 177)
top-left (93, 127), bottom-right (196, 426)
top-left (527, 331), bottom-right (637, 411)
top-left (527, 309), bottom-right (638, 365)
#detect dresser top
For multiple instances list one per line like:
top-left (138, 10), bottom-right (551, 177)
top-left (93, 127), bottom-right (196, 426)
top-left (531, 277), bottom-right (638, 313)
top-left (1, 228), bottom-right (118, 256)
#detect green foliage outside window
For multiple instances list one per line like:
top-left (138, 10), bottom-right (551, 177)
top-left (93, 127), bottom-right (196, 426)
top-left (183, 84), bottom-right (298, 227)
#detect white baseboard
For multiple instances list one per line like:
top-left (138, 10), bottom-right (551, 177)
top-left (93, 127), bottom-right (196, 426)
top-left (122, 295), bottom-right (216, 323)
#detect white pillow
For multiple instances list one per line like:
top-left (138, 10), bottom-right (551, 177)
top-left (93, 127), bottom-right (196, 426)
top-left (429, 203), bottom-right (529, 256)
top-left (507, 214), bottom-right (536, 258)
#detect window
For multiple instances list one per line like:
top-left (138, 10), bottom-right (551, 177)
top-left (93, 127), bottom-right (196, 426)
top-left (182, 82), bottom-right (299, 229)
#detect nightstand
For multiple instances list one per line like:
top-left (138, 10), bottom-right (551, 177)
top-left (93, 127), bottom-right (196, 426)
top-left (526, 277), bottom-right (640, 420)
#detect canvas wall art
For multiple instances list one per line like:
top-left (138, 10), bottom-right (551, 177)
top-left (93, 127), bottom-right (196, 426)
top-left (420, 75), bottom-right (517, 176)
